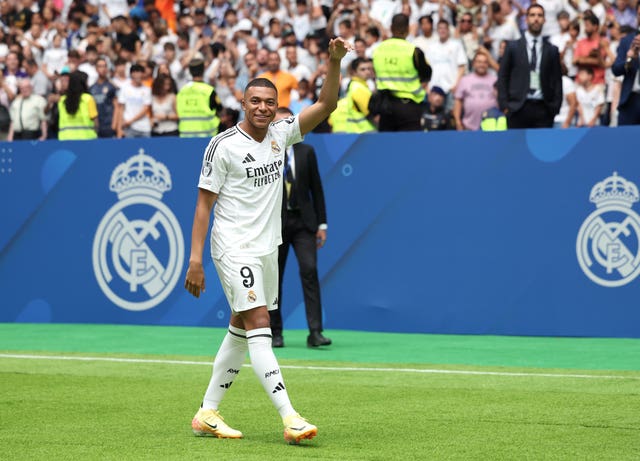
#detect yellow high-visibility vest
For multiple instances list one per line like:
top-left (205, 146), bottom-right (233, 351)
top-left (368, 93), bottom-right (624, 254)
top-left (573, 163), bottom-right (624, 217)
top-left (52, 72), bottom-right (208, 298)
top-left (58, 93), bottom-right (97, 140)
top-left (373, 38), bottom-right (425, 104)
top-left (177, 81), bottom-right (220, 137)
top-left (343, 79), bottom-right (375, 133)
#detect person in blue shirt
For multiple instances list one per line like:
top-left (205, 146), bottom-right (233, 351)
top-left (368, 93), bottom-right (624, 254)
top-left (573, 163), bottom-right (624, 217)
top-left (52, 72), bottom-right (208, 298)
top-left (89, 58), bottom-right (118, 138)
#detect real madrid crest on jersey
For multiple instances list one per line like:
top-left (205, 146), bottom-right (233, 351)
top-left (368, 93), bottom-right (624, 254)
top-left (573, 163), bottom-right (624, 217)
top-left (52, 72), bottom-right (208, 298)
top-left (271, 140), bottom-right (281, 155)
top-left (92, 149), bottom-right (184, 310)
top-left (576, 172), bottom-right (640, 287)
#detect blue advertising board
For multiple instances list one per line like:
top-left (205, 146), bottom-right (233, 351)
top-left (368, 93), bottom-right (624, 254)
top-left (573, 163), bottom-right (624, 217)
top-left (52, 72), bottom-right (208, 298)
top-left (1, 127), bottom-right (639, 337)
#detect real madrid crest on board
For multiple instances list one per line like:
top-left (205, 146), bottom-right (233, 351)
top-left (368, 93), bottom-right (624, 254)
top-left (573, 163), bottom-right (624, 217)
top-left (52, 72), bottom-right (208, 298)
top-left (576, 172), bottom-right (640, 287)
top-left (92, 149), bottom-right (184, 310)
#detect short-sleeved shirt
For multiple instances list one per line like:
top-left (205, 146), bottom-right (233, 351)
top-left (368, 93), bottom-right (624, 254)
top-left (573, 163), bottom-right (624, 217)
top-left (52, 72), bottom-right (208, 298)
top-left (574, 37), bottom-right (606, 85)
top-left (486, 19), bottom-right (520, 60)
top-left (90, 80), bottom-right (117, 134)
top-left (576, 84), bottom-right (604, 126)
top-left (9, 94), bottom-right (47, 131)
top-left (198, 116), bottom-right (303, 259)
top-left (257, 70), bottom-right (298, 109)
top-left (97, 0), bottom-right (129, 27)
top-left (554, 76), bottom-right (576, 125)
top-left (454, 72), bottom-right (497, 131)
top-left (424, 38), bottom-right (468, 93)
top-left (117, 82), bottom-right (152, 132)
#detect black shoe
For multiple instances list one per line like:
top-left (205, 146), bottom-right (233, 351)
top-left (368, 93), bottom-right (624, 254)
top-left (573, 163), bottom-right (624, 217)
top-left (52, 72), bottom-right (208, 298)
top-left (272, 334), bottom-right (284, 348)
top-left (307, 331), bottom-right (332, 347)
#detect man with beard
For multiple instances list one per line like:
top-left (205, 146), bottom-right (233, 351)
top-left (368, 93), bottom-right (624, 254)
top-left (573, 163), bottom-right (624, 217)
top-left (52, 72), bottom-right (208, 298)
top-left (497, 4), bottom-right (562, 128)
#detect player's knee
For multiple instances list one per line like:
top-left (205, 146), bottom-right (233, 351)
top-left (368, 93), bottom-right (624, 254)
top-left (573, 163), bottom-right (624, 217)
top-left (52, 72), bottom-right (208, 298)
top-left (239, 306), bottom-right (271, 330)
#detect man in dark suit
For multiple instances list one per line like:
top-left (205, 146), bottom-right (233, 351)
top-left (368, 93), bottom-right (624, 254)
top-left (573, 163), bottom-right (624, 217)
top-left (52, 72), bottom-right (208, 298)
top-left (612, 8), bottom-right (640, 126)
top-left (271, 107), bottom-right (331, 348)
top-left (497, 4), bottom-right (563, 129)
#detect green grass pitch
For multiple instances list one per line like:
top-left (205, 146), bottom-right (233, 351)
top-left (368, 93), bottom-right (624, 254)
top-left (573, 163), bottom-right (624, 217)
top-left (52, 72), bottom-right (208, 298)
top-left (0, 324), bottom-right (639, 460)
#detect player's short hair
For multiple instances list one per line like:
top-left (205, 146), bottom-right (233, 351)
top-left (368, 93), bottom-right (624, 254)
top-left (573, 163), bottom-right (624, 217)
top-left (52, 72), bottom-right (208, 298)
top-left (245, 78), bottom-right (278, 96)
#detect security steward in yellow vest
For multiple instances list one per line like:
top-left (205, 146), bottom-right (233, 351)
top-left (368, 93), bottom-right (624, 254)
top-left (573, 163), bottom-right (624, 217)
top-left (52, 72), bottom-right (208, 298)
top-left (372, 13), bottom-right (431, 131)
top-left (330, 57), bottom-right (376, 133)
top-left (177, 59), bottom-right (221, 137)
top-left (58, 73), bottom-right (98, 141)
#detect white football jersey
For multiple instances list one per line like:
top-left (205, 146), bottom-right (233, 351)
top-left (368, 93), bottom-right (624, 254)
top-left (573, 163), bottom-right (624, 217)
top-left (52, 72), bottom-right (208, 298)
top-left (198, 116), bottom-right (303, 258)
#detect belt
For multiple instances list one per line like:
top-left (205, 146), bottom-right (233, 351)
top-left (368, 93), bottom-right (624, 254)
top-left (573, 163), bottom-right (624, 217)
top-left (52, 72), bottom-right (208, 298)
top-left (14, 130), bottom-right (40, 139)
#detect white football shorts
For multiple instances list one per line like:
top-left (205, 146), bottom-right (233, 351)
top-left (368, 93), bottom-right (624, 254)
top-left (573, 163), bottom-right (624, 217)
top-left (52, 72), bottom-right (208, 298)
top-left (213, 250), bottom-right (279, 314)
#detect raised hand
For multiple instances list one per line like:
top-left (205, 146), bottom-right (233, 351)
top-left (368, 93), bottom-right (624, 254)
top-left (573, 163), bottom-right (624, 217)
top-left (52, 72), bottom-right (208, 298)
top-left (328, 37), bottom-right (353, 61)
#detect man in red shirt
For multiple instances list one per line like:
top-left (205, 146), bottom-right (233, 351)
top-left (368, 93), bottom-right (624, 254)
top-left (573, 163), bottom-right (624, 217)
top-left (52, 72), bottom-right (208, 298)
top-left (573, 12), bottom-right (606, 86)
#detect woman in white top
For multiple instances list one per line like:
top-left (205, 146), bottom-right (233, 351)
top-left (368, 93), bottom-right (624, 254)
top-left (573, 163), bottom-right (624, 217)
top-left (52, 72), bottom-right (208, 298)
top-left (150, 74), bottom-right (179, 137)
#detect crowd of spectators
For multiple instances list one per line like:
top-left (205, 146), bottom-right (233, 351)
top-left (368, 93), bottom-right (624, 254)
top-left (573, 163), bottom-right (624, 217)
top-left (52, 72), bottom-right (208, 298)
top-left (0, 0), bottom-right (638, 140)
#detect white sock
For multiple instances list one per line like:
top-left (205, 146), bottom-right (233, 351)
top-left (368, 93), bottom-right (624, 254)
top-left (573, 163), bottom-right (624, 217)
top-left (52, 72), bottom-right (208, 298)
top-left (247, 327), bottom-right (296, 418)
top-left (201, 325), bottom-right (248, 410)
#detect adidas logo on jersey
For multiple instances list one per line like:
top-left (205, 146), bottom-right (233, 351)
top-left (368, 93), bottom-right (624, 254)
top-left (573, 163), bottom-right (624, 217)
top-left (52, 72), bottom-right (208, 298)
top-left (242, 153), bottom-right (256, 163)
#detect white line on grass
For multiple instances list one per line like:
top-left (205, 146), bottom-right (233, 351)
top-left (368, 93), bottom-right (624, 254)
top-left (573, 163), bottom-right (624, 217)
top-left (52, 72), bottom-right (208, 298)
top-left (0, 353), bottom-right (637, 380)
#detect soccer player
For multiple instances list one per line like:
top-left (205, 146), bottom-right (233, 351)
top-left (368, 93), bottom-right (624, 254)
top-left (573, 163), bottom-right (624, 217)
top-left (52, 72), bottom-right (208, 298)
top-left (184, 37), bottom-right (352, 444)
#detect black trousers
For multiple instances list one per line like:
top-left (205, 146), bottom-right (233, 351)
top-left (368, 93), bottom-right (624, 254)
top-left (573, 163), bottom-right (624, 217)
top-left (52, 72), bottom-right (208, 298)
top-left (507, 100), bottom-right (554, 129)
top-left (618, 93), bottom-right (640, 126)
top-left (152, 129), bottom-right (179, 137)
top-left (271, 210), bottom-right (323, 335)
top-left (13, 130), bottom-right (40, 140)
top-left (378, 97), bottom-right (424, 132)
top-left (97, 128), bottom-right (116, 138)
